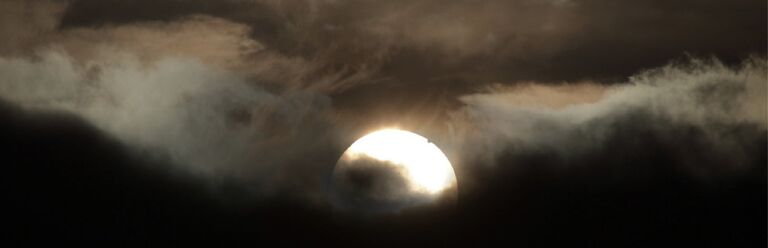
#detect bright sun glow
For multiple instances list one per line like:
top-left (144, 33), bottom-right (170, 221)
top-left (345, 129), bottom-right (456, 194)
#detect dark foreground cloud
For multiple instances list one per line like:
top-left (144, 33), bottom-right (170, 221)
top-left (1, 87), bottom-right (764, 246)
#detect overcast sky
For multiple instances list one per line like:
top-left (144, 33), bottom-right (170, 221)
top-left (1, 0), bottom-right (766, 246)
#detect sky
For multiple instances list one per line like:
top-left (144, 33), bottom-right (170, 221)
top-left (2, 0), bottom-right (766, 246)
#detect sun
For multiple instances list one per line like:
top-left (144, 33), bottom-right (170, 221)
top-left (343, 129), bottom-right (457, 194)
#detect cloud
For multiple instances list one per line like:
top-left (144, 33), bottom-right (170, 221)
top-left (0, 0), bottom-right (352, 201)
top-left (0, 0), bottom-right (764, 245)
top-left (60, 0), bottom-right (767, 83)
top-left (0, 0), bottom-right (67, 56)
top-left (0, 0), bottom-right (764, 206)
top-left (0, 49), bottom-right (342, 201)
top-left (448, 57), bottom-right (766, 182)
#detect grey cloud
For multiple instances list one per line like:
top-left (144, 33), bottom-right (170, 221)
top-left (2, 0), bottom-right (373, 93)
top-left (448, 57), bottom-right (766, 179)
top-left (0, 0), bottom-right (354, 201)
top-left (0, 50), bottom-right (340, 200)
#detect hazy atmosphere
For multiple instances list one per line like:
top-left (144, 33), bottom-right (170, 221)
top-left (2, 0), bottom-right (766, 246)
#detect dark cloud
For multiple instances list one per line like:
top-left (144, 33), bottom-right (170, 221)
top-left (332, 155), bottom-right (418, 212)
top-left (58, 0), bottom-right (766, 79)
top-left (2, 97), bottom-right (763, 246)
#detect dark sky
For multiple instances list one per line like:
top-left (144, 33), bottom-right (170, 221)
top-left (2, 0), bottom-right (766, 246)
